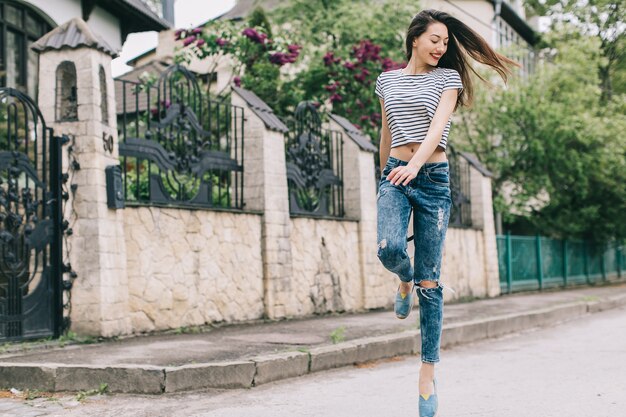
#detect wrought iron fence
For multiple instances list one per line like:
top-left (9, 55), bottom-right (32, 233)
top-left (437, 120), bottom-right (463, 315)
top-left (497, 233), bottom-right (625, 293)
top-left (447, 145), bottom-right (472, 228)
top-left (285, 102), bottom-right (344, 218)
top-left (115, 65), bottom-right (245, 210)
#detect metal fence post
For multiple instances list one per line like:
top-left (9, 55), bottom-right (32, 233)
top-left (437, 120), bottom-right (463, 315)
top-left (563, 239), bottom-right (568, 288)
top-left (536, 234), bottom-right (544, 291)
top-left (506, 231), bottom-right (513, 294)
top-left (600, 245), bottom-right (606, 282)
top-left (52, 134), bottom-right (64, 338)
top-left (583, 240), bottom-right (590, 285)
top-left (618, 245), bottom-right (623, 279)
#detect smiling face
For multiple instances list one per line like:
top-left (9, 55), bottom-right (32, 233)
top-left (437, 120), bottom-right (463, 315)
top-left (412, 22), bottom-right (449, 67)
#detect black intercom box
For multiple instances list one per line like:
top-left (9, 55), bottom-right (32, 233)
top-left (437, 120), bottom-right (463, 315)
top-left (105, 165), bottom-right (125, 209)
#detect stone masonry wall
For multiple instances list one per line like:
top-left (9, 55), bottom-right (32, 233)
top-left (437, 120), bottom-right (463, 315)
top-left (290, 218), bottom-right (362, 314)
top-left (441, 228), bottom-right (491, 299)
top-left (124, 207), bottom-right (264, 332)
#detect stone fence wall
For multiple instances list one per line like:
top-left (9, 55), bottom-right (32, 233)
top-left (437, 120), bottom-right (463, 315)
top-left (37, 30), bottom-right (500, 337)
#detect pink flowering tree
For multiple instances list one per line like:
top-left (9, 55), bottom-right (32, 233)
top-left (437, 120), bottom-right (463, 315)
top-left (319, 39), bottom-right (404, 145)
top-left (175, 19), bottom-right (301, 110)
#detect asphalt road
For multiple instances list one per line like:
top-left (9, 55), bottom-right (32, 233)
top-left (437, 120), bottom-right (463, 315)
top-left (2, 306), bottom-right (625, 417)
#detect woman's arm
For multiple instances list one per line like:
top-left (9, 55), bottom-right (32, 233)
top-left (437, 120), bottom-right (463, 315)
top-left (387, 88), bottom-right (458, 186)
top-left (378, 98), bottom-right (392, 171)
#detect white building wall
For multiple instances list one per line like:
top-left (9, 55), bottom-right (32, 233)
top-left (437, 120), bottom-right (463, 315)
top-left (27, 0), bottom-right (123, 51)
top-left (88, 7), bottom-right (123, 51)
top-left (28, 0), bottom-right (81, 26)
top-left (421, 0), bottom-right (495, 47)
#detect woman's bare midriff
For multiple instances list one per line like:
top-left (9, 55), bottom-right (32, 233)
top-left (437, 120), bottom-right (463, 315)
top-left (389, 142), bottom-right (447, 163)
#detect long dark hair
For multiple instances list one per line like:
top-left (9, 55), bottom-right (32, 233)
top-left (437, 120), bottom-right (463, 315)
top-left (406, 9), bottom-right (519, 108)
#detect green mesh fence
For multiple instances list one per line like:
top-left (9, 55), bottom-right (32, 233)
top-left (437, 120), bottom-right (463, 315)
top-left (497, 234), bottom-right (624, 293)
top-left (511, 237), bottom-right (537, 290)
top-left (566, 240), bottom-right (586, 283)
top-left (541, 238), bottom-right (564, 288)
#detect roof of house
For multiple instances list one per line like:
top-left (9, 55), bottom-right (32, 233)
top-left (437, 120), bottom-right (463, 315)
top-left (122, 0), bottom-right (170, 23)
top-left (215, 0), bottom-right (285, 21)
top-left (85, 0), bottom-right (171, 40)
top-left (126, 47), bottom-right (157, 66)
top-left (114, 60), bottom-right (170, 115)
top-left (492, 0), bottom-right (538, 45)
top-left (32, 17), bottom-right (118, 57)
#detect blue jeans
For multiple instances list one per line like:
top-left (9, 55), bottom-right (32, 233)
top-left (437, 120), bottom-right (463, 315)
top-left (376, 156), bottom-right (452, 363)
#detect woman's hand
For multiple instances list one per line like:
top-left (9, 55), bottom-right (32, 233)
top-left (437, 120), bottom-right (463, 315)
top-left (387, 164), bottom-right (420, 186)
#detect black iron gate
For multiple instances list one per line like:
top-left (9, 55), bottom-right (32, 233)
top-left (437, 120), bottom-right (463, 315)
top-left (0, 88), bottom-right (63, 342)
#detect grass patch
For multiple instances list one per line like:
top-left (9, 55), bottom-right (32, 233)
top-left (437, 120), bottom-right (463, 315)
top-left (58, 331), bottom-right (96, 347)
top-left (173, 326), bottom-right (203, 335)
top-left (329, 326), bottom-right (346, 344)
top-left (75, 383), bottom-right (108, 402)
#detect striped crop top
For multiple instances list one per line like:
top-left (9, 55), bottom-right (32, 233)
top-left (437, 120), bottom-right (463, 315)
top-left (375, 67), bottom-right (463, 150)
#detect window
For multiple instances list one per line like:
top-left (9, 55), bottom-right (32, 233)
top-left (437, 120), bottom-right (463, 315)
top-left (99, 65), bottom-right (108, 125)
top-left (494, 16), bottom-right (535, 77)
top-left (0, 1), bottom-right (53, 98)
top-left (55, 61), bottom-right (77, 121)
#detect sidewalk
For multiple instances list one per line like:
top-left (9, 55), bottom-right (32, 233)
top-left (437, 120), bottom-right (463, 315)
top-left (1, 283), bottom-right (625, 394)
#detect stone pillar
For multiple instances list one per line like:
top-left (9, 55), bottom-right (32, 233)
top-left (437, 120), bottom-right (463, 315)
top-left (231, 88), bottom-right (300, 319)
top-left (469, 165), bottom-right (501, 297)
top-left (328, 115), bottom-right (394, 309)
top-left (37, 44), bottom-right (131, 336)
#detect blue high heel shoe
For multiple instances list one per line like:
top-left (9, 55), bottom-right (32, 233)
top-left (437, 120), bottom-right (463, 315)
top-left (394, 283), bottom-right (414, 319)
top-left (419, 379), bottom-right (438, 417)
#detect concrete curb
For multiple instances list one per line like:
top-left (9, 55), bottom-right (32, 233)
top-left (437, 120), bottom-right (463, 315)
top-left (2, 294), bottom-right (625, 394)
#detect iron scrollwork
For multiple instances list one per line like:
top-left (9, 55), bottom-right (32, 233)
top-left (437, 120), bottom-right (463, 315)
top-left (0, 88), bottom-right (63, 342)
top-left (285, 102), bottom-right (344, 217)
top-left (117, 65), bottom-right (245, 209)
top-left (448, 145), bottom-right (472, 228)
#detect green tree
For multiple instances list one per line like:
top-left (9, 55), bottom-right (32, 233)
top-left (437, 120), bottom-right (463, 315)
top-left (458, 32), bottom-right (626, 242)
top-left (242, 8), bottom-right (280, 110)
top-left (268, 0), bottom-right (414, 144)
top-left (524, 0), bottom-right (625, 100)
top-left (248, 6), bottom-right (273, 39)
top-left (176, 15), bottom-right (301, 109)
top-left (271, 0), bottom-right (414, 60)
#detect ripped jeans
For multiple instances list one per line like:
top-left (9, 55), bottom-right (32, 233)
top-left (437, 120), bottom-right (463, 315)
top-left (376, 156), bottom-right (452, 363)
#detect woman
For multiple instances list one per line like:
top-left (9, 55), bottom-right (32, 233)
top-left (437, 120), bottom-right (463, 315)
top-left (375, 9), bottom-right (516, 417)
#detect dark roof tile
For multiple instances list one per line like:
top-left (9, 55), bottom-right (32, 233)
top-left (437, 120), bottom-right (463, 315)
top-left (459, 151), bottom-right (494, 178)
top-left (32, 18), bottom-right (118, 57)
top-left (232, 86), bottom-right (288, 133)
top-left (114, 61), bottom-right (170, 115)
top-left (328, 113), bottom-right (377, 153)
top-left (121, 0), bottom-right (172, 29)
top-left (216, 0), bottom-right (285, 20)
